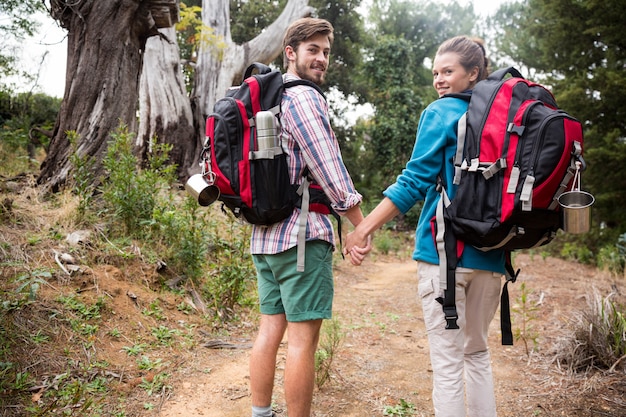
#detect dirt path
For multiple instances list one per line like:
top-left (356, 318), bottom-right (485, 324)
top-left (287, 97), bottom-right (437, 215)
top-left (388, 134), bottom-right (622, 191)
top-left (155, 253), bottom-right (625, 417)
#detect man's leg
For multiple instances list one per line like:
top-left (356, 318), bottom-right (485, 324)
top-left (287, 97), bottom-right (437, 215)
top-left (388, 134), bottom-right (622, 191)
top-left (284, 319), bottom-right (323, 417)
top-left (250, 313), bottom-right (288, 410)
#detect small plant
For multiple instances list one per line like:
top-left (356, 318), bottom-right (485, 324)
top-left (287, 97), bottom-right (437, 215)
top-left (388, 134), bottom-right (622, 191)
top-left (68, 130), bottom-right (96, 221)
top-left (143, 299), bottom-right (166, 320)
top-left (70, 320), bottom-right (99, 336)
top-left (57, 294), bottom-right (105, 320)
top-left (13, 370), bottom-right (34, 391)
top-left (315, 317), bottom-right (343, 388)
top-left (555, 290), bottom-right (626, 372)
top-left (177, 301), bottom-right (193, 314)
top-left (122, 343), bottom-right (148, 356)
top-left (560, 242), bottom-right (594, 264)
top-left (149, 196), bottom-right (212, 283)
top-left (204, 215), bottom-right (255, 319)
top-left (14, 268), bottom-right (52, 302)
top-left (139, 372), bottom-right (170, 396)
top-left (373, 229), bottom-right (401, 255)
top-left (383, 399), bottom-right (417, 416)
top-left (151, 325), bottom-right (179, 345)
top-left (597, 233), bottom-right (626, 277)
top-left (512, 282), bottom-right (540, 356)
top-left (30, 330), bottom-right (49, 344)
top-left (85, 376), bottom-right (108, 393)
top-left (137, 355), bottom-right (163, 371)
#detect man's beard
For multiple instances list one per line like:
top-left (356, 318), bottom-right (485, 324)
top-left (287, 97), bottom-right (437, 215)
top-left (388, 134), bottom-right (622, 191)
top-left (295, 60), bottom-right (324, 86)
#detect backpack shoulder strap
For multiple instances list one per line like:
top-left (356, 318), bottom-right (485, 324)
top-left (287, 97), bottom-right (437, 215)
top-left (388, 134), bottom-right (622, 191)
top-left (283, 79), bottom-right (326, 100)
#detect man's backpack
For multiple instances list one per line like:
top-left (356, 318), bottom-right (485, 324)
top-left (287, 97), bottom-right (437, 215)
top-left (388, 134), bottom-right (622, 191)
top-left (197, 62), bottom-right (338, 271)
top-left (436, 67), bottom-right (586, 344)
top-left (202, 62), bottom-right (331, 226)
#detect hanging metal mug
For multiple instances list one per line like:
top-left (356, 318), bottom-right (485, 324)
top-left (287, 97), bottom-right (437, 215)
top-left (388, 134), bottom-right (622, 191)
top-left (185, 171), bottom-right (220, 206)
top-left (558, 162), bottom-right (594, 234)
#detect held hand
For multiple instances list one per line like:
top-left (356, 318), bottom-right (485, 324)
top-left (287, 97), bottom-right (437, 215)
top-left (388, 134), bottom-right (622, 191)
top-left (344, 233), bottom-right (372, 266)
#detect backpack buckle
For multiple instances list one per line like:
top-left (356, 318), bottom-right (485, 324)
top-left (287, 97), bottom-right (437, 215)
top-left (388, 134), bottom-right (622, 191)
top-left (442, 306), bottom-right (460, 330)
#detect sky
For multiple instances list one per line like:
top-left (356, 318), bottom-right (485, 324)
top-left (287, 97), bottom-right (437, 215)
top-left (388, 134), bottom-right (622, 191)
top-left (24, 0), bottom-right (506, 99)
top-left (19, 14), bottom-right (67, 98)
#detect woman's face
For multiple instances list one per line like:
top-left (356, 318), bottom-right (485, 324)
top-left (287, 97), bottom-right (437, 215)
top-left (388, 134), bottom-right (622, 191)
top-left (432, 52), bottom-right (479, 97)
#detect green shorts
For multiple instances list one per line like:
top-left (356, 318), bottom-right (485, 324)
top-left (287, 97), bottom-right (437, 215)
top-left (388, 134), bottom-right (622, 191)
top-left (252, 240), bottom-right (334, 322)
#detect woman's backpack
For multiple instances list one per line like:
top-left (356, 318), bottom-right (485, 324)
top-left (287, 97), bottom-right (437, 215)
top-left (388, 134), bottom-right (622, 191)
top-left (436, 67), bottom-right (586, 344)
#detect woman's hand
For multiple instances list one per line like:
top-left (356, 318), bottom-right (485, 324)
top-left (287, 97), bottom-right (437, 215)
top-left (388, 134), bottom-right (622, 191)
top-left (344, 231), bottom-right (372, 266)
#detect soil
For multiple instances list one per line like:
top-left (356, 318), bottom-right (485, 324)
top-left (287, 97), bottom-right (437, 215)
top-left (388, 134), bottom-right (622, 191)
top-left (153, 253), bottom-right (626, 417)
top-left (2, 181), bottom-right (625, 416)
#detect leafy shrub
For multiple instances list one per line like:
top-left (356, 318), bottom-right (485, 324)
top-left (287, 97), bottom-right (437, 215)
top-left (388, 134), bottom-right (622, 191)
top-left (68, 130), bottom-right (96, 222)
top-left (315, 317), bottom-right (343, 388)
top-left (203, 215), bottom-right (255, 320)
top-left (100, 123), bottom-right (176, 237)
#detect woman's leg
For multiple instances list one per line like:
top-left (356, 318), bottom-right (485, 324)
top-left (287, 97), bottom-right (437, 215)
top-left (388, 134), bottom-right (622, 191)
top-left (464, 270), bottom-right (502, 417)
top-left (417, 262), bottom-right (466, 417)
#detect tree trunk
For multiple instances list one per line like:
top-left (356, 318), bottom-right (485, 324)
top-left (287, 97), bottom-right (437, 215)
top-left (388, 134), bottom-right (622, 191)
top-left (38, 0), bottom-right (179, 193)
top-left (194, 0), bottom-right (313, 120)
top-left (137, 26), bottom-right (198, 179)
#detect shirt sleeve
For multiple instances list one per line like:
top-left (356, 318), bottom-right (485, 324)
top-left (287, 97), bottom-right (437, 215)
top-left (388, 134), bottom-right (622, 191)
top-left (282, 87), bottom-right (362, 215)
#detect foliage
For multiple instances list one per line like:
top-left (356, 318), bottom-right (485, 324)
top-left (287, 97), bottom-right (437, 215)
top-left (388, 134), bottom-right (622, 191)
top-left (554, 290), bottom-right (626, 372)
top-left (315, 317), bottom-right (344, 388)
top-left (0, 0), bottom-right (46, 80)
top-left (68, 130), bottom-right (96, 222)
top-left (203, 215), bottom-right (256, 320)
top-left (349, 0), bottom-right (480, 209)
top-left (100, 123), bottom-right (177, 237)
top-left (176, 1), bottom-right (225, 92)
top-left (147, 195), bottom-right (213, 284)
top-left (492, 0), bottom-right (626, 249)
top-left (512, 282), bottom-right (540, 356)
top-left (596, 233), bottom-right (626, 276)
top-left (362, 35), bottom-right (425, 185)
top-left (0, 90), bottom-right (60, 174)
top-left (230, 0), bottom-right (367, 98)
top-left (383, 398), bottom-right (417, 416)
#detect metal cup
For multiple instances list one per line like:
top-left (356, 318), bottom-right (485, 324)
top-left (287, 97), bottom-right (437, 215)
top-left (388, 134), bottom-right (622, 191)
top-left (185, 174), bottom-right (220, 206)
top-left (558, 191), bottom-right (595, 234)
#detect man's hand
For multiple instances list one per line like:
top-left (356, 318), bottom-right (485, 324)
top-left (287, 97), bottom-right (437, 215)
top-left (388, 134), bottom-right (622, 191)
top-left (344, 232), bottom-right (372, 266)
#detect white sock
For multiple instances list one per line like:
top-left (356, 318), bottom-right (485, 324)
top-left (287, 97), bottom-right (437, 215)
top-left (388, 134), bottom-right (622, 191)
top-left (251, 405), bottom-right (273, 417)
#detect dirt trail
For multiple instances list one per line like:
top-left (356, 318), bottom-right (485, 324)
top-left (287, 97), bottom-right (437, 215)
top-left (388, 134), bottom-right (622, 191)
top-left (156, 253), bottom-right (625, 417)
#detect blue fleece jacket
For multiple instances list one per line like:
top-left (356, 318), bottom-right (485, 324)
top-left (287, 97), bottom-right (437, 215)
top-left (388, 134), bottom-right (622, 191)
top-left (383, 96), bottom-right (506, 274)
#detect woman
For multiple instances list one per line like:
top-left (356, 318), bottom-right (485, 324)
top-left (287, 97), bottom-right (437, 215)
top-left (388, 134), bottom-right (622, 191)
top-left (345, 36), bottom-right (506, 417)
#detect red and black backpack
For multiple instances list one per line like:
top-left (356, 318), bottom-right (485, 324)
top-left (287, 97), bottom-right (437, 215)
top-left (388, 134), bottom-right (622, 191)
top-left (436, 67), bottom-right (586, 344)
top-left (202, 62), bottom-right (335, 226)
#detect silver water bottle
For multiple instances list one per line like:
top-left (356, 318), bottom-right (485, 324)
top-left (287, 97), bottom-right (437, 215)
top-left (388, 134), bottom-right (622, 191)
top-left (256, 111), bottom-right (278, 151)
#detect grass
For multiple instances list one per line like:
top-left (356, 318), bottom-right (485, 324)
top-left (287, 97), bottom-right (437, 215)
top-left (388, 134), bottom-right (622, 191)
top-left (0, 126), bottom-right (260, 416)
top-left (1, 131), bottom-right (625, 415)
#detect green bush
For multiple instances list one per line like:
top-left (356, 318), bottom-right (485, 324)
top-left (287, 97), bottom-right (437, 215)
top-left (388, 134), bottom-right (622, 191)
top-left (100, 123), bottom-right (176, 237)
top-left (203, 215), bottom-right (255, 320)
top-left (315, 317), bottom-right (344, 388)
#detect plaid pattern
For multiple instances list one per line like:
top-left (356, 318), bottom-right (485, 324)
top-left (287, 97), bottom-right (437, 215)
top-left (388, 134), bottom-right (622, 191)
top-left (250, 74), bottom-right (361, 255)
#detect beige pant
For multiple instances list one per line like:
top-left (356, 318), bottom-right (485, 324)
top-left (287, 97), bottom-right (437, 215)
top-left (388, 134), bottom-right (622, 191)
top-left (417, 262), bottom-right (502, 417)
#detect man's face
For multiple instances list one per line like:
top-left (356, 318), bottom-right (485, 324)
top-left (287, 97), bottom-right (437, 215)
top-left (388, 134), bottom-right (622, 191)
top-left (286, 33), bottom-right (331, 85)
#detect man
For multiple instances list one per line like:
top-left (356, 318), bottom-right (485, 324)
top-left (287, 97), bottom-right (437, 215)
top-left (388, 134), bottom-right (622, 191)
top-left (248, 17), bottom-right (368, 417)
